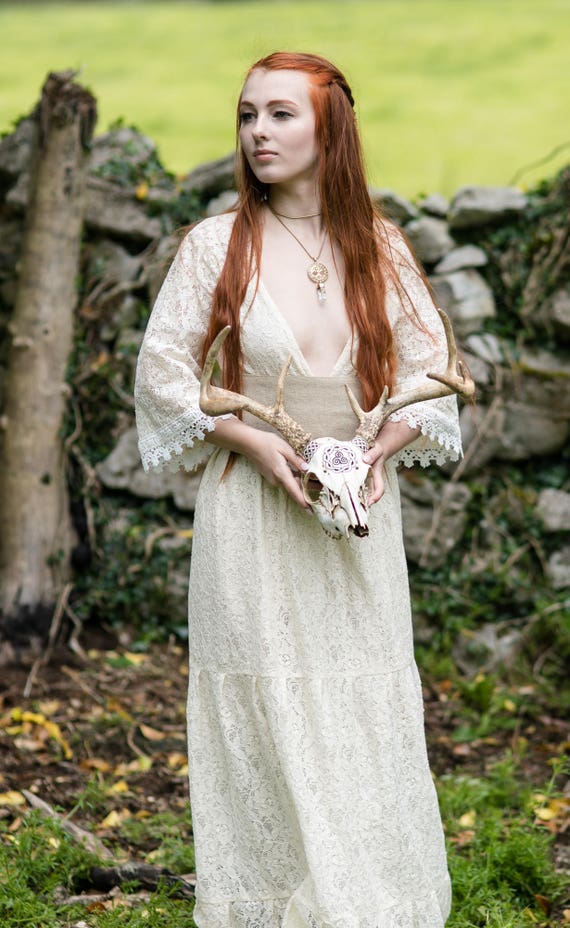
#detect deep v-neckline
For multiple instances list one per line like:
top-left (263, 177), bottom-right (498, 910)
top-left (258, 279), bottom-right (353, 379)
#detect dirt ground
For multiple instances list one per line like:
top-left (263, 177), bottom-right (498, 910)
top-left (0, 629), bottom-right (568, 868)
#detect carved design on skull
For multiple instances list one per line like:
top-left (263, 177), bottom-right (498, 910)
top-left (199, 311), bottom-right (475, 540)
top-left (301, 439), bottom-right (372, 539)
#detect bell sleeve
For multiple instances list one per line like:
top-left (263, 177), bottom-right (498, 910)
top-left (383, 227), bottom-right (463, 468)
top-left (134, 224), bottom-right (223, 474)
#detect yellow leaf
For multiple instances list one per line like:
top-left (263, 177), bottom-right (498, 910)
top-left (106, 780), bottom-right (130, 795)
top-left (139, 724), bottom-right (167, 742)
top-left (38, 700), bottom-right (61, 715)
top-left (99, 808), bottom-right (131, 829)
top-left (123, 651), bottom-right (146, 666)
top-left (48, 836), bottom-right (61, 850)
top-left (105, 698), bottom-right (133, 722)
top-left (80, 758), bottom-right (112, 773)
top-left (503, 698), bottom-right (516, 712)
top-left (18, 710), bottom-right (72, 758)
top-left (0, 791), bottom-right (25, 807)
top-left (114, 757), bottom-right (152, 776)
top-left (176, 529), bottom-right (194, 539)
top-left (135, 181), bottom-right (149, 200)
top-left (535, 807), bottom-right (556, 821)
top-left (167, 752), bottom-right (188, 769)
top-left (458, 810), bottom-right (476, 828)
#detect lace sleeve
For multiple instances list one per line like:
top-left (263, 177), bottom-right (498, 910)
top-left (383, 227), bottom-right (463, 468)
top-left (134, 219), bottom-right (229, 473)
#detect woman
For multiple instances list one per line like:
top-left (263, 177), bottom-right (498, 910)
top-left (135, 52), bottom-right (462, 928)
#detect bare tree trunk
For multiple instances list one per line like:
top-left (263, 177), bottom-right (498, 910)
top-left (0, 71), bottom-right (96, 648)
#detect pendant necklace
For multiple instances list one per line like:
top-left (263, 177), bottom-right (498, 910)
top-left (268, 205), bottom-right (329, 303)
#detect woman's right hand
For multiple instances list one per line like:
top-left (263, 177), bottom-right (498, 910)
top-left (244, 430), bottom-right (311, 510)
top-left (206, 416), bottom-right (310, 510)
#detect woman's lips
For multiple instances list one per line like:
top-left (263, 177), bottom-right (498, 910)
top-left (254, 150), bottom-right (277, 161)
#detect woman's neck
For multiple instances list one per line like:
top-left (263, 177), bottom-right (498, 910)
top-left (267, 183), bottom-right (322, 229)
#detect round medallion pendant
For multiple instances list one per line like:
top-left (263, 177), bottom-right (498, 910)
top-left (307, 261), bottom-right (329, 285)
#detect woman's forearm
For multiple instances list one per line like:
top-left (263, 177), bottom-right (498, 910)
top-left (374, 420), bottom-right (421, 460)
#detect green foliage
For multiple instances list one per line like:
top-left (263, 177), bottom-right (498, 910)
top-left (1, 764), bottom-right (565, 928)
top-left (412, 451), bottom-right (570, 702)
top-left (0, 813), bottom-right (98, 926)
top-left (73, 497), bottom-right (192, 643)
top-left (458, 166), bottom-right (570, 342)
top-left (122, 810), bottom-right (195, 873)
top-left (0, 810), bottom-right (195, 928)
top-left (439, 757), bottom-right (568, 927)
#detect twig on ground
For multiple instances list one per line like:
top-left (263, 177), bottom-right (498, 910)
top-left (21, 790), bottom-right (112, 859)
top-left (23, 583), bottom-right (73, 697)
top-left (85, 862), bottom-right (195, 898)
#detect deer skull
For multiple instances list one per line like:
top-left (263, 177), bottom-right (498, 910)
top-left (302, 438), bottom-right (372, 538)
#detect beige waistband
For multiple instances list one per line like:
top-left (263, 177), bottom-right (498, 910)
top-left (241, 373), bottom-right (363, 441)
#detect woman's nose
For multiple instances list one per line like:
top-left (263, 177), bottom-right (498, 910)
top-left (252, 116), bottom-right (269, 141)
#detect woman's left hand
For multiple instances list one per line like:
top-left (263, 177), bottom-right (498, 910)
top-left (362, 440), bottom-right (386, 505)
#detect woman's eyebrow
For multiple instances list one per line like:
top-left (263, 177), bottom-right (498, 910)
top-left (239, 98), bottom-right (299, 108)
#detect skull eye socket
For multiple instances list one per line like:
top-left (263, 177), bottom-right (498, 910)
top-left (303, 474), bottom-right (324, 503)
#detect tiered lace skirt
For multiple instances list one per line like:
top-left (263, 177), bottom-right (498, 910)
top-left (186, 451), bottom-right (451, 928)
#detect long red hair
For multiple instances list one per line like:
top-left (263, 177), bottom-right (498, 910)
top-left (201, 51), bottom-right (424, 411)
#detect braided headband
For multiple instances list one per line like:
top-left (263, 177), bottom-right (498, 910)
top-left (328, 78), bottom-right (355, 109)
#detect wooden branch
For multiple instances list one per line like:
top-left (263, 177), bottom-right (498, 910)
top-left (85, 863), bottom-right (195, 898)
top-left (21, 790), bottom-right (112, 859)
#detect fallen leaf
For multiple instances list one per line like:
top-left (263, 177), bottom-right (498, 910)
top-left (106, 780), bottom-right (130, 795)
top-left (80, 758), bottom-right (112, 773)
top-left (105, 698), bottom-right (133, 722)
top-left (0, 791), bottom-right (25, 807)
top-left (167, 752), bottom-right (188, 769)
top-left (114, 757), bottom-right (153, 776)
top-left (139, 724), bottom-right (167, 742)
top-left (98, 808), bottom-right (131, 829)
top-left (12, 710), bottom-right (72, 759)
top-left (135, 181), bottom-right (149, 200)
top-left (535, 807), bottom-right (556, 822)
top-left (534, 894), bottom-right (551, 915)
top-left (450, 829), bottom-right (475, 846)
top-left (503, 698), bottom-right (516, 712)
top-left (38, 700), bottom-right (61, 715)
top-left (123, 651), bottom-right (147, 666)
top-left (458, 810), bottom-right (476, 828)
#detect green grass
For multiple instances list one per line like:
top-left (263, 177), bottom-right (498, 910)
top-left (1, 758), bottom-right (566, 927)
top-left (0, 0), bottom-right (569, 195)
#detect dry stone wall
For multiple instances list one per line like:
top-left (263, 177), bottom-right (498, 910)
top-left (0, 123), bottom-right (568, 653)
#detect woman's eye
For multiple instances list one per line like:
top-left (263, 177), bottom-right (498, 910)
top-left (239, 112), bottom-right (255, 124)
top-left (273, 110), bottom-right (293, 119)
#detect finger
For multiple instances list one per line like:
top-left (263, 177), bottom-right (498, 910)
top-left (282, 446), bottom-right (309, 474)
top-left (367, 465), bottom-right (385, 505)
top-left (281, 470), bottom-right (310, 509)
top-left (363, 444), bottom-right (383, 467)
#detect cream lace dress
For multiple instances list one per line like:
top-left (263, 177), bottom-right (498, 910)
top-left (134, 212), bottom-right (462, 928)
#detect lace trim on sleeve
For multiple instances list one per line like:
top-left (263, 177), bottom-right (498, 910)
top-left (389, 395), bottom-right (462, 468)
top-left (138, 408), bottom-right (217, 473)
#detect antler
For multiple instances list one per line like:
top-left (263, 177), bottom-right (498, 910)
top-left (345, 308), bottom-right (475, 448)
top-left (199, 326), bottom-right (312, 455)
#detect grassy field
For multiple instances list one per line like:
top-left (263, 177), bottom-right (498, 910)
top-left (0, 0), bottom-right (569, 196)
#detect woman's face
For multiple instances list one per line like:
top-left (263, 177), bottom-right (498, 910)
top-left (239, 68), bottom-right (319, 188)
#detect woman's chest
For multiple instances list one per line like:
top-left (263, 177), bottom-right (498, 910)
top-left (259, 236), bottom-right (351, 377)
